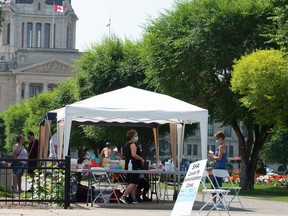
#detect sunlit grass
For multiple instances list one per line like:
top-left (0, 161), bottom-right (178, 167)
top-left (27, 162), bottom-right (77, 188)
top-left (199, 183), bottom-right (288, 202)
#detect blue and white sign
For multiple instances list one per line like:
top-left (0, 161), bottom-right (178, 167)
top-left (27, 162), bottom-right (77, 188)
top-left (171, 159), bottom-right (207, 216)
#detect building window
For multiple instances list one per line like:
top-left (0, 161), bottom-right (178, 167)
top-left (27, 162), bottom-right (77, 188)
top-left (193, 144), bottom-right (198, 156)
top-left (187, 144), bottom-right (192, 156)
top-left (229, 145), bottom-right (234, 157)
top-left (21, 23), bottom-right (24, 47)
top-left (47, 84), bottom-right (56, 91)
top-left (242, 127), bottom-right (248, 138)
top-left (224, 125), bottom-right (232, 137)
top-left (29, 84), bottom-right (42, 97)
top-left (27, 22), bottom-right (33, 48)
top-left (36, 23), bottom-right (42, 48)
top-left (53, 23), bottom-right (56, 48)
top-left (7, 23), bottom-right (10, 45)
top-left (38, 2), bottom-right (41, 10)
top-left (208, 123), bottom-right (214, 136)
top-left (66, 26), bottom-right (69, 48)
top-left (44, 23), bottom-right (50, 48)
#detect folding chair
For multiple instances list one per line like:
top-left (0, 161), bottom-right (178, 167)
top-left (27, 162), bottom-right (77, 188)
top-left (162, 175), bottom-right (181, 201)
top-left (111, 172), bottom-right (128, 192)
top-left (149, 173), bottom-right (160, 202)
top-left (88, 167), bottom-right (120, 206)
top-left (199, 170), bottom-right (230, 216)
top-left (212, 169), bottom-right (243, 208)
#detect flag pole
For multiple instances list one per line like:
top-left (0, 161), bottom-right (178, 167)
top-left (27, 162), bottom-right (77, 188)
top-left (107, 16), bottom-right (111, 38)
top-left (52, 1), bottom-right (55, 48)
top-left (109, 16), bottom-right (111, 38)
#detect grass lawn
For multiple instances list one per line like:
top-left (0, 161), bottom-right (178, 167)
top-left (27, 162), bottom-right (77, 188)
top-left (199, 183), bottom-right (288, 202)
top-left (162, 182), bottom-right (288, 202)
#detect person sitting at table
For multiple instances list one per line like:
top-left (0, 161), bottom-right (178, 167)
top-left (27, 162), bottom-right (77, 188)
top-left (119, 129), bottom-right (144, 204)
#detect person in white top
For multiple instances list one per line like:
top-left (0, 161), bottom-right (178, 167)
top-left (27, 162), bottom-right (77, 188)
top-left (49, 132), bottom-right (58, 159)
top-left (12, 134), bottom-right (28, 192)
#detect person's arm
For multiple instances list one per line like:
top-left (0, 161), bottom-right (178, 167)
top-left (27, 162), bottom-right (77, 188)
top-left (209, 145), bottom-right (225, 161)
top-left (99, 148), bottom-right (104, 158)
top-left (12, 145), bottom-right (20, 158)
top-left (130, 143), bottom-right (144, 164)
top-left (54, 145), bottom-right (58, 156)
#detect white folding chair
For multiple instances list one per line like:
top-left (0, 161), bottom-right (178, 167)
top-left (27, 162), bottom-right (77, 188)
top-left (162, 175), bottom-right (181, 201)
top-left (89, 167), bottom-right (120, 206)
top-left (212, 169), bottom-right (243, 208)
top-left (199, 170), bottom-right (230, 216)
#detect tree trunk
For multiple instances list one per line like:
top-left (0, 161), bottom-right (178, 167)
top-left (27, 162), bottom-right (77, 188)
top-left (231, 118), bottom-right (270, 190)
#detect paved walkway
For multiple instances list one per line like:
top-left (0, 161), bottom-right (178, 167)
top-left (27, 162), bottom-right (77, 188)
top-left (0, 194), bottom-right (287, 216)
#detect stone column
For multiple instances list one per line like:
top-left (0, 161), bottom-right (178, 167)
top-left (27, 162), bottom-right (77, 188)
top-left (24, 82), bottom-right (30, 100)
top-left (16, 82), bottom-right (22, 103)
top-left (43, 82), bottom-right (48, 92)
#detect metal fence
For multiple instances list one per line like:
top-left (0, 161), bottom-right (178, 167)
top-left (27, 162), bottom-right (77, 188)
top-left (0, 156), bottom-right (71, 209)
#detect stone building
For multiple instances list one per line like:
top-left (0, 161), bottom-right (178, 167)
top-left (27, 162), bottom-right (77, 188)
top-left (0, 0), bottom-right (80, 113)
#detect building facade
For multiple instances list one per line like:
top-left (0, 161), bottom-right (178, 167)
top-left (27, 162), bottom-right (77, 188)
top-left (0, 0), bottom-right (80, 112)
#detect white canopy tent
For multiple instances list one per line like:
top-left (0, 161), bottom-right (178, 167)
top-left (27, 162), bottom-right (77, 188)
top-left (55, 86), bottom-right (208, 165)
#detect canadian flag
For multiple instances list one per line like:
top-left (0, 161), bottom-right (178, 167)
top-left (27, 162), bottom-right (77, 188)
top-left (54, 4), bottom-right (66, 12)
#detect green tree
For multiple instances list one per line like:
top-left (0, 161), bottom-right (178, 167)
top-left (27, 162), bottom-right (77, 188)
top-left (261, 130), bottom-right (288, 170)
top-left (142, 0), bottom-right (275, 189)
top-left (231, 49), bottom-right (288, 128)
top-left (1, 102), bottom-right (29, 152)
top-left (265, 0), bottom-right (288, 51)
top-left (51, 78), bottom-right (79, 108)
top-left (75, 35), bottom-right (147, 99)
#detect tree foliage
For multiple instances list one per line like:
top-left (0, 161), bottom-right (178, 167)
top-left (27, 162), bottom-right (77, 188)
top-left (1, 102), bottom-right (29, 152)
top-left (1, 92), bottom-right (56, 152)
top-left (261, 130), bottom-right (288, 169)
top-left (142, 0), bottom-right (275, 189)
top-left (265, 0), bottom-right (288, 51)
top-left (75, 35), bottom-right (147, 99)
top-left (231, 49), bottom-right (288, 128)
top-left (52, 78), bottom-right (79, 107)
top-left (143, 0), bottom-right (273, 123)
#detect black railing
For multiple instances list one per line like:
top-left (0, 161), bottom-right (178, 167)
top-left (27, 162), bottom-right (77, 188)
top-left (0, 156), bottom-right (71, 209)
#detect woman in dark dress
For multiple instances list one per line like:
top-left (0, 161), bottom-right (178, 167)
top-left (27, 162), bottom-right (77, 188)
top-left (119, 129), bottom-right (144, 204)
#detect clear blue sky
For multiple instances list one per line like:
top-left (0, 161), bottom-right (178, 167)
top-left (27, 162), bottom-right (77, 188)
top-left (72, 0), bottom-right (176, 51)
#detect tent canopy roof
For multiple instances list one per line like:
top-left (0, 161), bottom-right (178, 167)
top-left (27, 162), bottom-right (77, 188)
top-left (60, 86), bottom-right (208, 126)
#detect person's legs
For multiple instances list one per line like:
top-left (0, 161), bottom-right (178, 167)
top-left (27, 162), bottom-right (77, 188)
top-left (212, 176), bottom-right (222, 203)
top-left (16, 175), bottom-right (22, 192)
top-left (120, 173), bottom-right (139, 204)
top-left (12, 175), bottom-right (17, 191)
top-left (120, 183), bottom-right (136, 204)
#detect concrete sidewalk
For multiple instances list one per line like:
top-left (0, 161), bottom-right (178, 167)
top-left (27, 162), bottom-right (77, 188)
top-left (0, 194), bottom-right (287, 216)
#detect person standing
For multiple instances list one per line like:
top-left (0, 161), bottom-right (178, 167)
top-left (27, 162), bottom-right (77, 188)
top-left (208, 131), bottom-right (227, 203)
top-left (49, 132), bottom-right (58, 159)
top-left (27, 131), bottom-right (39, 192)
top-left (119, 129), bottom-right (144, 204)
top-left (27, 131), bottom-right (39, 175)
top-left (12, 134), bottom-right (28, 193)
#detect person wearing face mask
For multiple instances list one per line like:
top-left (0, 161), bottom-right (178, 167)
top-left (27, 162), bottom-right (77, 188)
top-left (208, 131), bottom-right (227, 204)
top-left (119, 129), bottom-right (145, 204)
